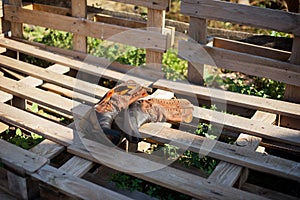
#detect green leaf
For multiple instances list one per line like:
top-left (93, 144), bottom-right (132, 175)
top-left (31, 103), bottom-right (39, 113)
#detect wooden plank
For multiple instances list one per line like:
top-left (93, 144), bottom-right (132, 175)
top-left (0, 139), bottom-right (48, 175)
top-left (208, 134), bottom-right (262, 186)
top-left (0, 38), bottom-right (153, 87)
top-left (4, 5), bottom-right (168, 51)
top-left (179, 40), bottom-right (300, 87)
top-left (241, 183), bottom-right (300, 200)
top-left (153, 79), bottom-right (300, 119)
top-left (59, 156), bottom-right (93, 177)
top-left (109, 0), bottom-right (170, 10)
top-left (146, 9), bottom-right (165, 71)
top-left (213, 37), bottom-right (291, 61)
top-left (139, 123), bottom-right (300, 181)
top-left (187, 17), bottom-right (207, 85)
top-left (181, 0), bottom-right (300, 35)
top-left (192, 106), bottom-right (300, 146)
top-left (69, 138), bottom-right (267, 200)
top-left (30, 140), bottom-right (65, 160)
top-left (281, 36), bottom-right (300, 129)
top-left (71, 0), bottom-right (87, 53)
top-left (31, 3), bottom-right (71, 15)
top-left (32, 165), bottom-right (133, 200)
top-left (9, 0), bottom-right (23, 38)
top-left (1, 97), bottom-right (299, 183)
top-left (0, 91), bottom-right (12, 102)
top-left (0, 103), bottom-right (73, 146)
top-left (0, 122), bottom-right (9, 134)
top-left (208, 111), bottom-right (276, 186)
top-left (0, 76), bottom-right (80, 116)
top-left (0, 55), bottom-right (108, 98)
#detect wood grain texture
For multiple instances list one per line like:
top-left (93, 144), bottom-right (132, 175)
top-left (4, 5), bottom-right (168, 51)
top-left (9, 0), bottom-right (23, 38)
top-left (208, 111), bottom-right (275, 186)
top-left (71, 0), bottom-right (87, 53)
top-left (110, 0), bottom-right (170, 10)
top-left (213, 37), bottom-right (291, 61)
top-left (0, 38), bottom-right (153, 87)
top-left (30, 140), bottom-right (65, 160)
top-left (0, 103), bottom-right (73, 146)
top-left (179, 40), bottom-right (300, 87)
top-left (0, 55), bottom-right (108, 98)
top-left (68, 139), bottom-right (267, 200)
top-left (181, 0), bottom-right (300, 35)
top-left (32, 165), bottom-right (133, 200)
top-left (0, 139), bottom-right (48, 175)
top-left (154, 79), bottom-right (300, 119)
top-left (59, 156), bottom-right (93, 177)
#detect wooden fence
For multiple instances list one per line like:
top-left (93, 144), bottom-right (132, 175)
top-left (0, 0), bottom-right (299, 199)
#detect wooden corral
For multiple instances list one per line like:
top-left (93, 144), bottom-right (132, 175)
top-left (0, 0), bottom-right (299, 199)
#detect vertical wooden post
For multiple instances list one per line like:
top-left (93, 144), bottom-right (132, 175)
top-left (146, 8), bottom-right (165, 71)
top-left (187, 17), bottom-right (207, 85)
top-left (281, 6), bottom-right (300, 129)
top-left (9, 0), bottom-right (23, 38)
top-left (72, 0), bottom-right (87, 53)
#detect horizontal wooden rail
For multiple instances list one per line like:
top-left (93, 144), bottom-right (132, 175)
top-left (0, 38), bottom-right (153, 87)
top-left (0, 55), bottom-right (107, 100)
top-left (179, 40), bottom-right (300, 87)
top-left (32, 165), bottom-right (132, 200)
top-left (213, 37), bottom-right (291, 61)
top-left (110, 0), bottom-right (170, 10)
top-left (4, 4), bottom-right (168, 51)
top-left (181, 0), bottom-right (300, 35)
top-left (153, 79), bottom-right (300, 119)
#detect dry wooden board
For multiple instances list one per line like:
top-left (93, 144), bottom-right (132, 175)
top-left (1, 98), bottom-right (299, 182)
top-left (193, 106), bottom-right (300, 146)
top-left (241, 183), bottom-right (300, 200)
top-left (29, 140), bottom-right (65, 160)
top-left (0, 55), bottom-right (108, 98)
top-left (0, 38), bottom-right (153, 87)
top-left (68, 138), bottom-right (267, 200)
top-left (110, 0), bottom-right (170, 10)
top-left (179, 40), bottom-right (300, 87)
top-left (208, 133), bottom-right (262, 186)
top-left (213, 37), bottom-right (291, 61)
top-left (0, 91), bottom-right (12, 102)
top-left (154, 79), bottom-right (300, 119)
top-left (4, 5), bottom-right (168, 51)
top-left (181, 0), bottom-right (300, 35)
top-left (208, 111), bottom-right (276, 186)
top-left (0, 139), bottom-right (48, 175)
top-left (32, 165), bottom-right (133, 200)
top-left (0, 76), bottom-right (81, 116)
top-left (58, 156), bottom-right (94, 177)
top-left (139, 123), bottom-right (300, 181)
top-left (0, 103), bottom-right (73, 146)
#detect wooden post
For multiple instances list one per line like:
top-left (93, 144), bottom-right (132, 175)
top-left (72, 0), bottom-right (87, 53)
top-left (9, 0), bottom-right (23, 38)
top-left (146, 8), bottom-right (165, 71)
top-left (281, 6), bottom-right (300, 129)
top-left (187, 17), bottom-right (207, 85)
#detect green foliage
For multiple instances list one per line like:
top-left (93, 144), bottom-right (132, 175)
top-left (1, 128), bottom-right (43, 150)
top-left (162, 49), bottom-right (188, 81)
top-left (205, 74), bottom-right (285, 99)
top-left (111, 173), bottom-right (191, 200)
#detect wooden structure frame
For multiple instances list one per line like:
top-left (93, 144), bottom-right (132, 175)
top-left (0, 0), bottom-right (299, 199)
